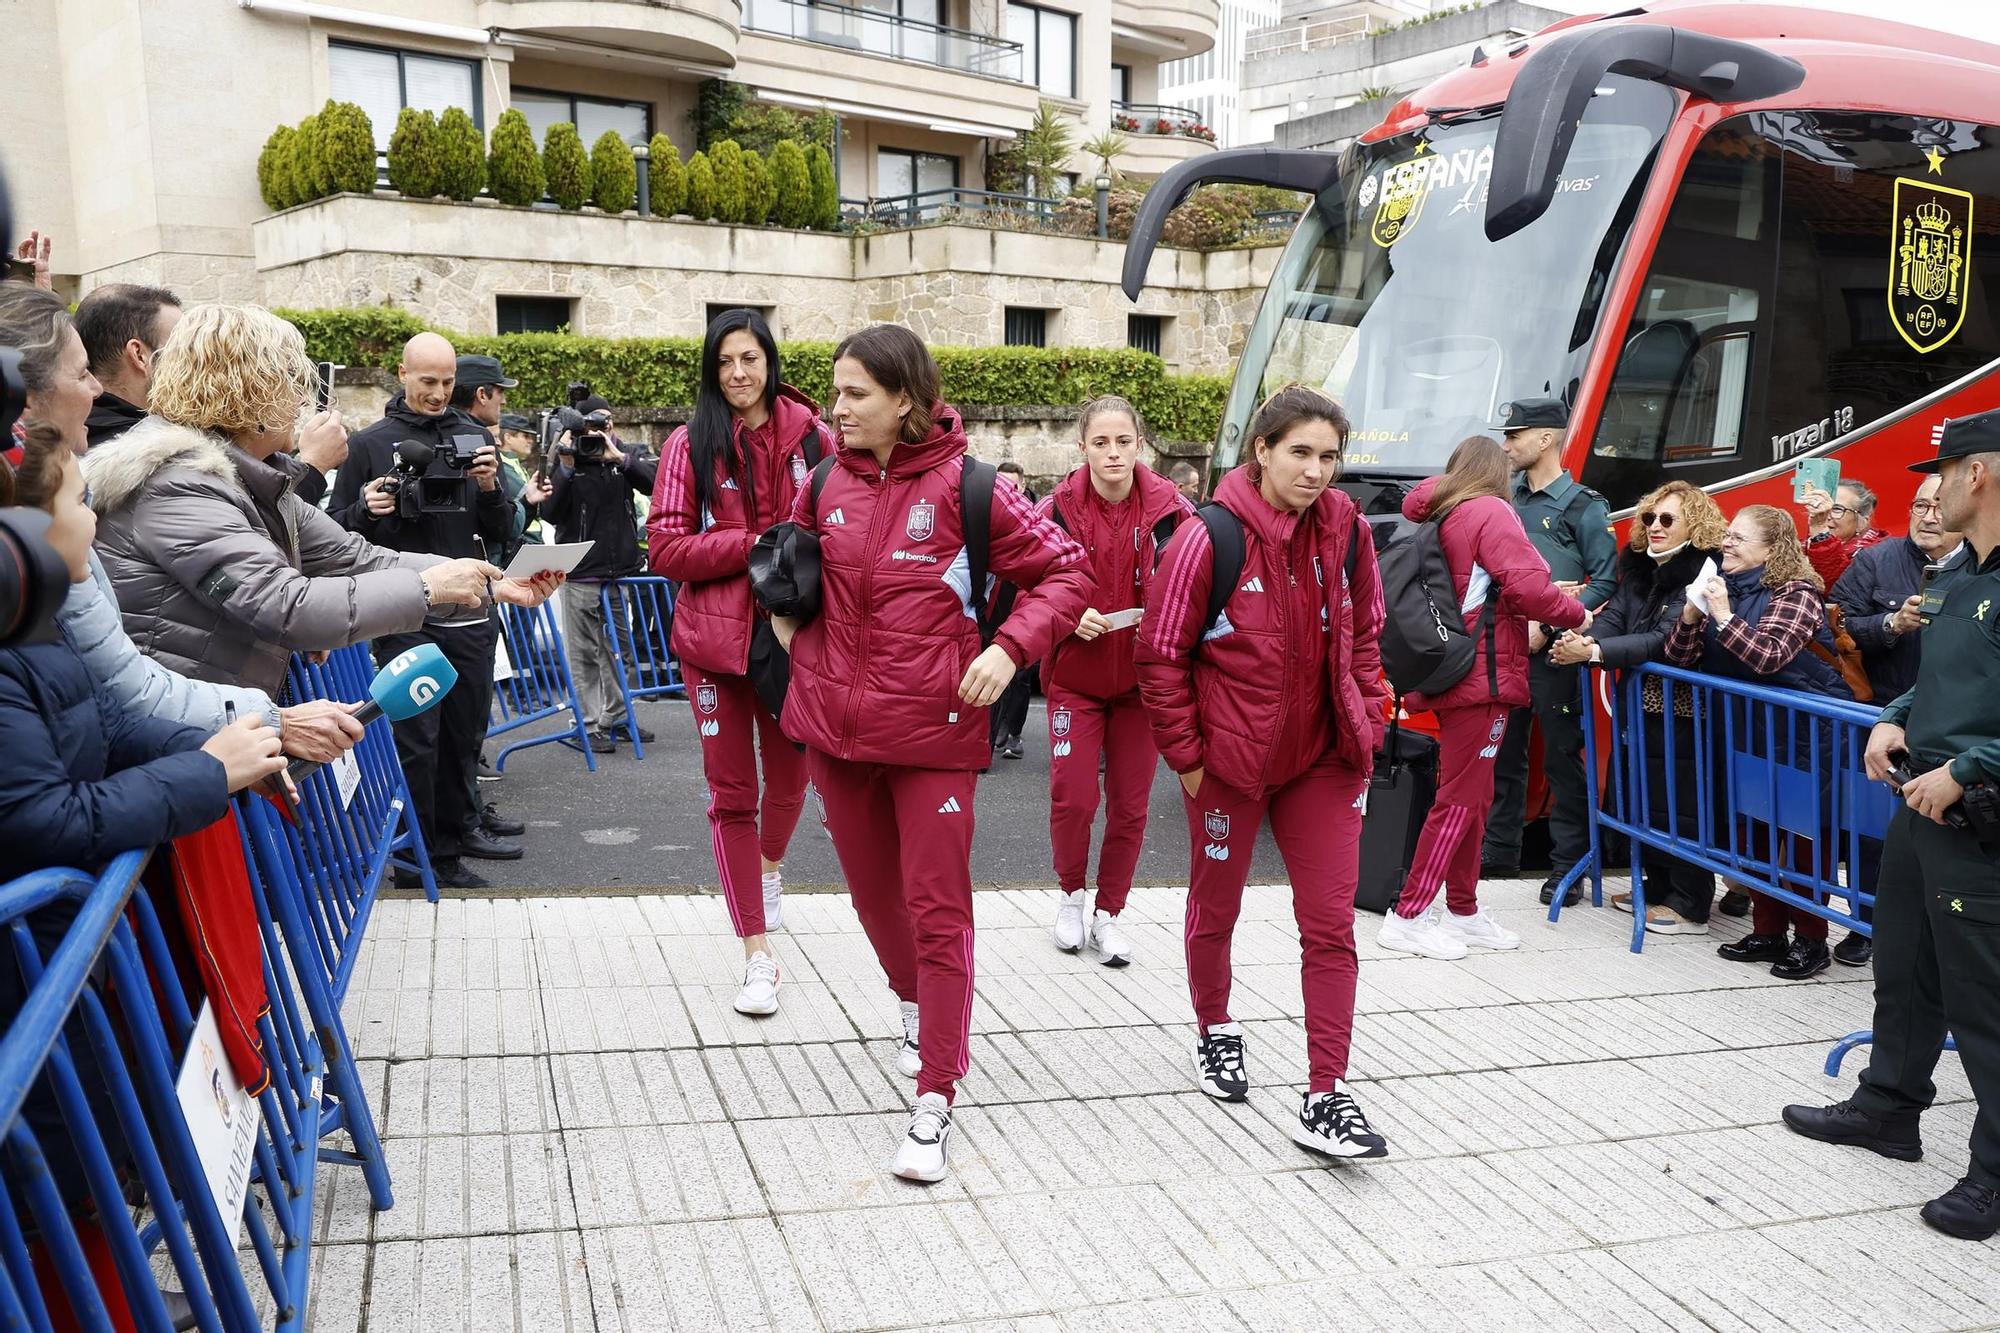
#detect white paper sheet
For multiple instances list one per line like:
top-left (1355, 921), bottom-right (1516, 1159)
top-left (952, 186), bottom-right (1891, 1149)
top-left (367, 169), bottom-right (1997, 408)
top-left (503, 540), bottom-right (595, 581)
top-left (1099, 607), bottom-right (1145, 632)
top-left (1683, 557), bottom-right (1719, 613)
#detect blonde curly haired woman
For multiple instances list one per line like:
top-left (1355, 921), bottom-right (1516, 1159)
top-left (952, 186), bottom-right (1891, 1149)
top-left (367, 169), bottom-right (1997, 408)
top-left (85, 302), bottom-right (560, 696)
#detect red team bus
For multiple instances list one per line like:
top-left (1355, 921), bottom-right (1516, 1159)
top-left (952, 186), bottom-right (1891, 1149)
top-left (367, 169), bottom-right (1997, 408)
top-left (1125, 0), bottom-right (2000, 521)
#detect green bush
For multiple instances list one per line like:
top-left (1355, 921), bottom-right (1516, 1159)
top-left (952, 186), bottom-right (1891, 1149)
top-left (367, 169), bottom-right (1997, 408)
top-left (435, 107), bottom-right (486, 201)
top-left (590, 131), bottom-right (637, 213)
top-left (257, 125), bottom-right (299, 210)
top-left (542, 122), bottom-right (592, 211)
top-left (488, 108), bottom-right (545, 206)
top-left (647, 133), bottom-right (686, 216)
top-left (274, 307), bottom-right (1228, 441)
top-left (386, 108), bottom-right (440, 198)
top-left (319, 100), bottom-right (377, 194)
top-left (684, 151), bottom-right (717, 221)
top-left (693, 78), bottom-right (749, 150)
top-left (708, 140), bottom-right (747, 224)
top-left (806, 143), bottom-right (838, 230)
top-left (768, 140), bottom-right (812, 229)
top-left (743, 149), bottom-right (776, 227)
top-left (292, 112), bottom-right (327, 201)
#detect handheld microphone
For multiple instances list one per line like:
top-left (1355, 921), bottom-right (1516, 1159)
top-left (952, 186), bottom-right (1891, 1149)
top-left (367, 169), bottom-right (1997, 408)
top-left (285, 643), bottom-right (459, 785)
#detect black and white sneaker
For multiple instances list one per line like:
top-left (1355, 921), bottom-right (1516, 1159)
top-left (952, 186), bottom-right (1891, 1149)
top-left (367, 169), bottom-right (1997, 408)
top-left (1290, 1081), bottom-right (1388, 1160)
top-left (1194, 1022), bottom-right (1248, 1102)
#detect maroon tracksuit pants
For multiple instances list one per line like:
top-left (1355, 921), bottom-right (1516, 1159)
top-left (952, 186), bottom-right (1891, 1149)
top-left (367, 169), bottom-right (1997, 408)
top-left (1181, 751), bottom-right (1368, 1092)
top-left (1047, 687), bottom-right (1158, 915)
top-left (809, 750), bottom-right (978, 1104)
top-left (1393, 702), bottom-right (1512, 919)
top-left (685, 665), bottom-right (808, 938)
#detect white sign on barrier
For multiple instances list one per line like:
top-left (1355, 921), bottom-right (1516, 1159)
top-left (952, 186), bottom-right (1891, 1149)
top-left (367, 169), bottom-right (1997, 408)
top-left (175, 1002), bottom-right (260, 1242)
top-left (331, 749), bottom-right (361, 809)
top-left (493, 633), bottom-right (515, 682)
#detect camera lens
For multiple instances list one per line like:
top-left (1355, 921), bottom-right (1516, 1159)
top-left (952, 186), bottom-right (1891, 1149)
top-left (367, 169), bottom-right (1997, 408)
top-left (0, 508), bottom-right (73, 647)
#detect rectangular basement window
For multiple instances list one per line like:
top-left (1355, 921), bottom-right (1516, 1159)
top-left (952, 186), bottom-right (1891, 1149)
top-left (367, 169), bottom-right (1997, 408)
top-left (496, 296), bottom-right (574, 334)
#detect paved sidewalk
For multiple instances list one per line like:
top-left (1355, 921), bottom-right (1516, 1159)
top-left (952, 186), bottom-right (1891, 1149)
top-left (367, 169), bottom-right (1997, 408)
top-left (308, 881), bottom-right (1996, 1332)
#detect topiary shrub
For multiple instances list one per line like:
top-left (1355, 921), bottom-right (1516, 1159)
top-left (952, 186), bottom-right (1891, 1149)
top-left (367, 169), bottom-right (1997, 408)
top-left (806, 143), bottom-right (838, 230)
top-left (768, 140), bottom-right (811, 229)
top-left (542, 122), bottom-right (592, 211)
top-left (684, 150), bottom-right (717, 221)
top-left (435, 106), bottom-right (486, 201)
top-left (487, 108), bottom-right (545, 206)
top-left (743, 149), bottom-right (776, 226)
top-left (590, 131), bottom-right (637, 213)
top-left (648, 132), bottom-right (687, 216)
top-left (1161, 186), bottom-right (1254, 249)
top-left (292, 112), bottom-right (326, 201)
top-left (707, 140), bottom-right (747, 224)
top-left (386, 107), bottom-right (441, 198)
top-left (258, 125), bottom-right (299, 210)
top-left (319, 100), bottom-right (378, 194)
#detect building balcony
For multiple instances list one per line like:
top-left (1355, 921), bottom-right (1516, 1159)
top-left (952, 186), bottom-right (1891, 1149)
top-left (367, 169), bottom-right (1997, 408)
top-left (737, 0), bottom-right (1039, 138)
top-left (743, 0), bottom-right (1020, 80)
top-left (1110, 0), bottom-right (1220, 58)
top-left (1118, 122), bottom-right (1219, 177)
top-left (475, 0), bottom-right (741, 65)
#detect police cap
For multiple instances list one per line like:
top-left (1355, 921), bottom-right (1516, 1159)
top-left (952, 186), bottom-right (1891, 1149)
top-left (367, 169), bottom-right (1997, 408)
top-left (1493, 398), bottom-right (1569, 431)
top-left (1912, 408), bottom-right (2000, 472)
top-left (456, 354), bottom-right (518, 390)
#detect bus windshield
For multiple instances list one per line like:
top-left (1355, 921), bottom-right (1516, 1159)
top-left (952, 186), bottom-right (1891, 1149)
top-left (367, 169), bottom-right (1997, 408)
top-left (1221, 75), bottom-right (1677, 476)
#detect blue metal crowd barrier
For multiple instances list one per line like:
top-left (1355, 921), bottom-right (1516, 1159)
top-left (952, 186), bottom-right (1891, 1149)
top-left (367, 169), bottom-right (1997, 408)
top-left (487, 600), bottom-right (597, 772)
top-left (1553, 661), bottom-right (1895, 953)
top-left (0, 850), bottom-right (332, 1332)
top-left (601, 576), bottom-right (685, 760)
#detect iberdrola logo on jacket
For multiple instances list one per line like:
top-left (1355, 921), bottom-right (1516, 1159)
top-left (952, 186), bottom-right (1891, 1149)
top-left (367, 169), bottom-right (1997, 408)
top-left (907, 502), bottom-right (935, 541)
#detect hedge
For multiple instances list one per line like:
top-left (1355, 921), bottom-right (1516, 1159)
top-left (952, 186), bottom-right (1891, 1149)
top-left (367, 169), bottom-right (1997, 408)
top-left (590, 131), bottom-right (637, 214)
top-left (386, 108), bottom-right (441, 199)
top-left (488, 109), bottom-right (544, 206)
top-left (273, 307), bottom-right (1229, 441)
top-left (435, 107), bottom-right (486, 202)
top-left (542, 122), bottom-right (592, 211)
top-left (648, 132), bottom-right (687, 216)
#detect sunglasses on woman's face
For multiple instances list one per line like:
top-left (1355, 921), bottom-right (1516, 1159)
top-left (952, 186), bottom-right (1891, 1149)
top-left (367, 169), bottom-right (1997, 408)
top-left (1638, 510), bottom-right (1678, 528)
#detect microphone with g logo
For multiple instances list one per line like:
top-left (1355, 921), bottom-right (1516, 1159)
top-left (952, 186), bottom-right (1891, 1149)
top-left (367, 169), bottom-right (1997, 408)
top-left (285, 643), bottom-right (460, 785)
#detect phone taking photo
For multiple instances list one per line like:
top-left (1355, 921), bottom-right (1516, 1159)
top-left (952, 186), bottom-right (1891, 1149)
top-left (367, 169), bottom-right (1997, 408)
top-left (314, 360), bottom-right (341, 414)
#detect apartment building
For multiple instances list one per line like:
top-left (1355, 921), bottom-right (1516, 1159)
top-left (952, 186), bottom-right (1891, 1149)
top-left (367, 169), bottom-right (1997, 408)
top-left (1157, 0), bottom-right (1280, 148)
top-left (1, 0), bottom-right (1219, 299)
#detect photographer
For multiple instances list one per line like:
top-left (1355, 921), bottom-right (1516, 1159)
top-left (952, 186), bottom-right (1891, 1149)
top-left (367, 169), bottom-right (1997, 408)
top-left (452, 355), bottom-right (548, 563)
top-left (328, 334), bottom-right (527, 887)
top-left (1786, 410), bottom-right (2000, 1243)
top-left (543, 392), bottom-right (657, 750)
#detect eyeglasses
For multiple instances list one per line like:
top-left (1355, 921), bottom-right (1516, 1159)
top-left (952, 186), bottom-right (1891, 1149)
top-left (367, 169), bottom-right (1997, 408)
top-left (1828, 504), bottom-right (1853, 518)
top-left (1637, 511), bottom-right (1677, 528)
top-left (1911, 500), bottom-right (1943, 517)
top-left (1721, 532), bottom-right (1759, 548)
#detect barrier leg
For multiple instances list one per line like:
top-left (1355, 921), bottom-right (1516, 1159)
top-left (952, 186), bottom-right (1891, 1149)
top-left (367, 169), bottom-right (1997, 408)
top-left (603, 583), bottom-right (646, 762)
top-left (1544, 858), bottom-right (1592, 926)
top-left (1825, 1030), bottom-right (1957, 1077)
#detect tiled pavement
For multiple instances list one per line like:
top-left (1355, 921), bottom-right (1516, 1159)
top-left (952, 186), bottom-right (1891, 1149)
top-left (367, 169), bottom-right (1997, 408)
top-left (305, 881), bottom-right (1998, 1332)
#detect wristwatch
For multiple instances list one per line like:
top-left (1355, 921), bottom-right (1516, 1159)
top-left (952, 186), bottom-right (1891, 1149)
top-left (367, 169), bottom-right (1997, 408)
top-left (1883, 611), bottom-right (1901, 641)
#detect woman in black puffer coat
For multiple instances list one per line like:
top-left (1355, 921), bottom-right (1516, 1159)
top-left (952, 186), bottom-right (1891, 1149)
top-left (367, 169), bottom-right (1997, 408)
top-left (1550, 480), bottom-right (1727, 932)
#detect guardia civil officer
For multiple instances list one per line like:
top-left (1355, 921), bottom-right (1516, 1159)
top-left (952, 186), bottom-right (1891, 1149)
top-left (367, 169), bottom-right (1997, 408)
top-left (1783, 407), bottom-right (2000, 1242)
top-left (1480, 397), bottom-right (1617, 903)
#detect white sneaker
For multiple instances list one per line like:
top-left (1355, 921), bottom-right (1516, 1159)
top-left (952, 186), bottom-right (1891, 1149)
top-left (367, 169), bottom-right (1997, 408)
top-left (762, 869), bottom-right (784, 932)
top-left (1088, 910), bottom-right (1133, 967)
top-left (890, 1092), bottom-right (952, 1183)
top-left (1052, 890), bottom-right (1086, 952)
top-left (1441, 906), bottom-right (1520, 952)
top-left (733, 951), bottom-right (780, 1015)
top-left (895, 1000), bottom-right (921, 1077)
top-left (1376, 908), bottom-right (1469, 960)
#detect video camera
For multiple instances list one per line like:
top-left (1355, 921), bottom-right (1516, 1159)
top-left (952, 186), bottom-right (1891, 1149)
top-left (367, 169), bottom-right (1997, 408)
top-left (541, 381), bottom-right (615, 467)
top-left (378, 439), bottom-right (468, 517)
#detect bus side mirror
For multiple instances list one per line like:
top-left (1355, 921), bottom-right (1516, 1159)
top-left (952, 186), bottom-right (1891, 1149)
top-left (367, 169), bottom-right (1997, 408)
top-left (1120, 149), bottom-right (1341, 301)
top-left (1485, 24), bottom-right (1803, 242)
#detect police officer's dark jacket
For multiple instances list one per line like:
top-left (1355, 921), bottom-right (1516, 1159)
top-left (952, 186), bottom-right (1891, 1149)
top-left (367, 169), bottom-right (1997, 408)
top-left (1884, 541), bottom-right (2000, 787)
top-left (329, 393), bottom-right (512, 560)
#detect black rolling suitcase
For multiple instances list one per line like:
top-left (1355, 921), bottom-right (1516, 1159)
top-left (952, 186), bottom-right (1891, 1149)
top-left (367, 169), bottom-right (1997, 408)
top-left (1355, 726), bottom-right (1439, 915)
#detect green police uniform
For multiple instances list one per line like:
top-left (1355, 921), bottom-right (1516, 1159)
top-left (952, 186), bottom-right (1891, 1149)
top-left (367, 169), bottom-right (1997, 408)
top-left (1483, 470), bottom-right (1618, 876)
top-left (1853, 539), bottom-right (2000, 1192)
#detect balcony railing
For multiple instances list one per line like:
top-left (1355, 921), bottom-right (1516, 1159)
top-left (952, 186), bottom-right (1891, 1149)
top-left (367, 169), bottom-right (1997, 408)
top-left (841, 185), bottom-right (1070, 229)
top-left (744, 0), bottom-right (1024, 81)
top-left (1244, 13), bottom-right (1371, 58)
top-left (1112, 101), bottom-right (1216, 143)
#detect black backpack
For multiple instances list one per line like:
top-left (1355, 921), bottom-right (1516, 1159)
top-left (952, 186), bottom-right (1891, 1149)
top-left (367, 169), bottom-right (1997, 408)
top-left (1189, 503), bottom-right (1358, 655)
top-left (1375, 513), bottom-right (1497, 698)
top-left (809, 453), bottom-right (1007, 644)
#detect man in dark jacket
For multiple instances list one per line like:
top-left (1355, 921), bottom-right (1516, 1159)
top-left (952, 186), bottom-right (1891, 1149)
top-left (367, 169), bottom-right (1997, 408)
top-left (1483, 397), bottom-right (1618, 904)
top-left (75, 283), bottom-right (180, 451)
top-left (543, 396), bottom-right (658, 750)
top-left (1826, 472), bottom-right (1962, 966)
top-left (989, 461), bottom-right (1040, 759)
top-left (329, 334), bottom-right (521, 887)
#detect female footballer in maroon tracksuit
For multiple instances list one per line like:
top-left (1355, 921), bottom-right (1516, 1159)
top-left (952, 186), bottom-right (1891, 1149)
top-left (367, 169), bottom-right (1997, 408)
top-left (772, 324), bottom-right (1088, 1183)
top-left (1136, 385), bottom-right (1393, 1160)
top-left (1377, 436), bottom-right (1588, 962)
top-left (1036, 395), bottom-right (1194, 965)
top-left (648, 309), bottom-right (819, 1018)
